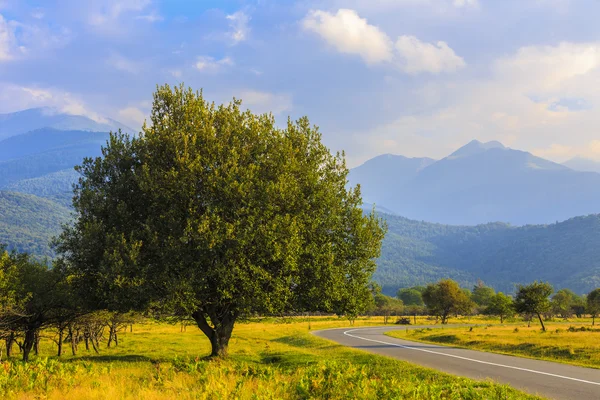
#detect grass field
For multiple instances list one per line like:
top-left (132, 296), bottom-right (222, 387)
top-left (386, 319), bottom-right (600, 369)
top-left (0, 316), bottom-right (542, 399)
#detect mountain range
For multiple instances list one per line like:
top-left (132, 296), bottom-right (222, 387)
top-left (2, 107), bottom-right (600, 294)
top-left (350, 140), bottom-right (600, 225)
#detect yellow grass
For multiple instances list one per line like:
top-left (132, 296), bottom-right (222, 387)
top-left (387, 320), bottom-right (600, 369)
top-left (0, 317), bottom-right (543, 399)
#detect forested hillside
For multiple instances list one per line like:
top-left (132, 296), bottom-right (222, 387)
top-left (375, 213), bottom-right (600, 295)
top-left (0, 191), bottom-right (71, 258)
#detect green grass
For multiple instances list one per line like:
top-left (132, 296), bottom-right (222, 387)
top-left (386, 319), bottom-right (600, 369)
top-left (0, 317), bottom-right (543, 399)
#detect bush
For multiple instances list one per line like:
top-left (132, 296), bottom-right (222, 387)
top-left (395, 317), bottom-right (411, 325)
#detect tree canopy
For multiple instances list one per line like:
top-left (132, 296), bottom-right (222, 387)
top-left (422, 279), bottom-right (473, 324)
top-left (57, 84), bottom-right (386, 357)
top-left (514, 281), bottom-right (553, 331)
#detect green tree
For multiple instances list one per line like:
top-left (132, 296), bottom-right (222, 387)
top-left (422, 279), bottom-right (473, 324)
top-left (587, 288), bottom-right (600, 326)
top-left (551, 289), bottom-right (578, 319)
top-left (57, 84), bottom-right (386, 357)
top-left (374, 294), bottom-right (404, 324)
top-left (397, 287), bottom-right (424, 306)
top-left (484, 292), bottom-right (514, 323)
top-left (514, 281), bottom-right (553, 331)
top-left (472, 281), bottom-right (495, 307)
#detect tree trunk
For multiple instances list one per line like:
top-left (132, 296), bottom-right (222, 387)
top-left (6, 332), bottom-right (15, 358)
top-left (500, 315), bottom-right (504, 324)
top-left (537, 313), bottom-right (546, 331)
top-left (22, 329), bottom-right (36, 362)
top-left (192, 309), bottom-right (237, 358)
top-left (593, 315), bottom-right (595, 326)
top-left (33, 332), bottom-right (40, 356)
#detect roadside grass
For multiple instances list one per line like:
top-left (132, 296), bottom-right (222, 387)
top-left (0, 317), bottom-right (542, 399)
top-left (386, 319), bottom-right (600, 369)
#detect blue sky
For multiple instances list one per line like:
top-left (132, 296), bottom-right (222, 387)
top-left (1, 0), bottom-right (600, 166)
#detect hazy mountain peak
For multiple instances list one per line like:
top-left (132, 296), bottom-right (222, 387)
top-left (0, 107), bottom-right (132, 141)
top-left (448, 139), bottom-right (506, 159)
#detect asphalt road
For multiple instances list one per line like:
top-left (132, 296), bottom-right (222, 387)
top-left (313, 325), bottom-right (600, 400)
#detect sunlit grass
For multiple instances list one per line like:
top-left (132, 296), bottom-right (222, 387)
top-left (1, 317), bottom-right (542, 399)
top-left (387, 319), bottom-right (600, 369)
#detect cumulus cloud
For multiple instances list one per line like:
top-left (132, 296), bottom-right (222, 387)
top-left (303, 9), bottom-right (464, 73)
top-left (303, 9), bottom-right (393, 64)
top-left (195, 56), bottom-right (234, 72)
top-left (226, 11), bottom-right (250, 44)
top-left (239, 91), bottom-right (293, 115)
top-left (395, 35), bottom-right (466, 74)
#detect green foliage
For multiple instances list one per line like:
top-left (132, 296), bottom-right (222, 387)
top-left (472, 281), bottom-right (496, 307)
top-left (422, 279), bottom-right (473, 324)
top-left (397, 287), bottom-right (425, 306)
top-left (0, 191), bottom-right (71, 258)
top-left (484, 292), bottom-right (514, 323)
top-left (514, 282), bottom-right (553, 331)
top-left (551, 289), bottom-right (582, 319)
top-left (57, 84), bottom-right (386, 357)
top-left (375, 213), bottom-right (600, 295)
top-left (587, 288), bottom-right (600, 325)
top-left (373, 294), bottom-right (404, 324)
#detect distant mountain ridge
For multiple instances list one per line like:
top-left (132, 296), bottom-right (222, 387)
top-left (0, 107), bottom-right (131, 141)
top-left (375, 212), bottom-right (600, 295)
top-left (349, 140), bottom-right (600, 225)
top-left (563, 157), bottom-right (600, 173)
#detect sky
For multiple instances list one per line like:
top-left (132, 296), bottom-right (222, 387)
top-left (1, 0), bottom-right (600, 167)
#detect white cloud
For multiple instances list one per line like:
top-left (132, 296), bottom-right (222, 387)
top-left (533, 140), bottom-right (600, 162)
top-left (0, 82), bottom-right (107, 123)
top-left (226, 11), bottom-right (250, 44)
top-left (303, 9), bottom-right (393, 64)
top-left (118, 106), bottom-right (147, 128)
top-left (195, 56), bottom-right (234, 72)
top-left (303, 8), bottom-right (464, 73)
top-left (239, 91), bottom-right (293, 115)
top-left (395, 35), bottom-right (466, 74)
top-left (0, 13), bottom-right (17, 61)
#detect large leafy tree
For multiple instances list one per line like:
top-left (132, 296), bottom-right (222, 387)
top-left (397, 287), bottom-right (424, 306)
top-left (471, 281), bottom-right (495, 307)
top-left (57, 84), bottom-right (386, 357)
top-left (422, 279), bottom-right (473, 324)
top-left (514, 281), bottom-right (553, 331)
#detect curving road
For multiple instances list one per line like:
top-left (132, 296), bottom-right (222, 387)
top-left (314, 325), bottom-right (600, 400)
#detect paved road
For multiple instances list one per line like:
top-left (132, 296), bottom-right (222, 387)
top-left (314, 325), bottom-right (600, 400)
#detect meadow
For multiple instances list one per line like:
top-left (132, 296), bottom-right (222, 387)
top-left (0, 317), bottom-right (542, 399)
top-left (387, 319), bottom-right (600, 369)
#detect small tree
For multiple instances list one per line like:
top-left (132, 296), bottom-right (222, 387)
top-left (374, 294), bottom-right (404, 324)
top-left (587, 288), bottom-right (600, 326)
top-left (405, 304), bottom-right (426, 325)
top-left (484, 292), bottom-right (514, 323)
top-left (514, 281), bottom-right (553, 331)
top-left (472, 281), bottom-right (495, 308)
top-left (551, 289), bottom-right (578, 319)
top-left (422, 279), bottom-right (473, 324)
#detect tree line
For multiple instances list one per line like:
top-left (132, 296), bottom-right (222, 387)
top-left (392, 279), bottom-right (600, 330)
